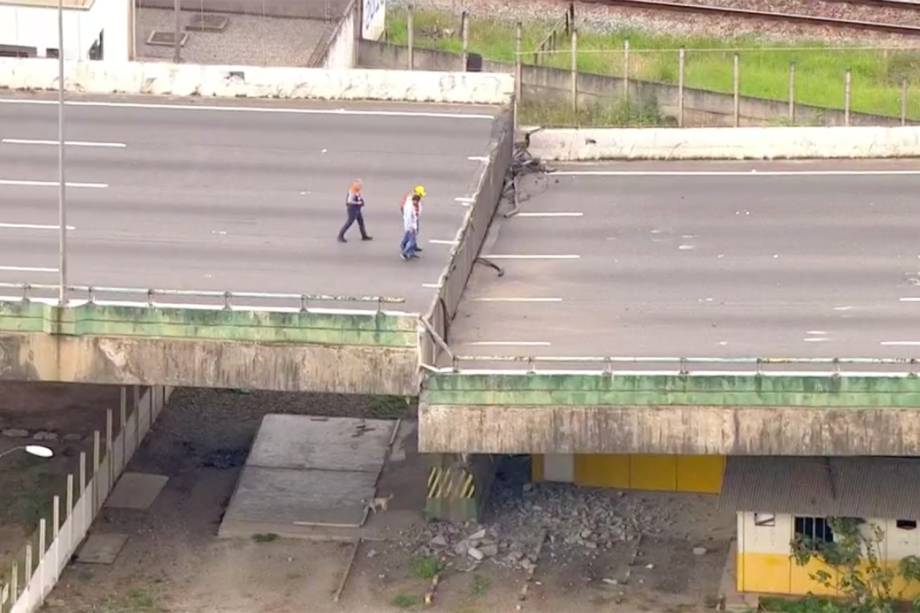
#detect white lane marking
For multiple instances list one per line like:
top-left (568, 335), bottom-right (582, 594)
top-left (0, 222), bottom-right (75, 231)
top-left (467, 156), bottom-right (490, 162)
top-left (833, 305), bottom-right (854, 311)
top-left (2, 138), bottom-right (126, 148)
top-left (554, 170), bottom-right (920, 177)
top-left (429, 239), bottom-right (459, 245)
top-left (0, 179), bottom-right (107, 189)
top-left (471, 297), bottom-right (563, 302)
top-left (900, 297), bottom-right (920, 302)
top-left (483, 254), bottom-right (580, 260)
top-left (881, 341), bottom-right (920, 346)
top-left (421, 283), bottom-right (441, 289)
top-left (678, 244), bottom-right (694, 250)
top-left (516, 212), bottom-right (584, 217)
top-left (803, 337), bottom-right (830, 343)
top-left (467, 341), bottom-right (552, 347)
top-left (0, 98), bottom-right (495, 120)
top-left (455, 197), bottom-right (474, 207)
top-left (0, 265), bottom-right (58, 272)
top-left (806, 330), bottom-right (828, 335)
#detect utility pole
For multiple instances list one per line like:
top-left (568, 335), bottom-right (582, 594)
top-left (58, 0), bottom-right (67, 305)
top-left (174, 0), bottom-right (181, 63)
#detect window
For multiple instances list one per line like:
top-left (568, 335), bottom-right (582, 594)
top-left (795, 516), bottom-right (834, 543)
top-left (897, 519), bottom-right (917, 530)
top-left (46, 48), bottom-right (60, 59)
top-left (754, 513), bottom-right (776, 527)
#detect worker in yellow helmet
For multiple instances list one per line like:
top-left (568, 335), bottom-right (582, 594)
top-left (400, 185), bottom-right (426, 261)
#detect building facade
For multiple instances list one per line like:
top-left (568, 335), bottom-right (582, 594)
top-left (0, 0), bottom-right (130, 62)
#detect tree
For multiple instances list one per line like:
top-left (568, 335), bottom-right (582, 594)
top-left (790, 517), bottom-right (920, 613)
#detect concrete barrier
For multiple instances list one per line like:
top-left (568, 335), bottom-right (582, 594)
top-left (0, 58), bottom-right (514, 105)
top-left (530, 126), bottom-right (920, 160)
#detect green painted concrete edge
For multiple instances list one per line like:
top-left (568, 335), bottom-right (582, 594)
top-left (0, 302), bottom-right (417, 348)
top-left (424, 372), bottom-right (920, 408)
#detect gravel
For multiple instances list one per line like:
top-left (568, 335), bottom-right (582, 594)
top-left (397, 0), bottom-right (920, 45)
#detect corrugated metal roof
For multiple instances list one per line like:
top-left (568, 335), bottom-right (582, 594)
top-left (720, 457), bottom-right (920, 520)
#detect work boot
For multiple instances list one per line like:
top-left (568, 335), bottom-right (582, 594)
top-left (337, 236), bottom-right (346, 243)
top-left (362, 235), bottom-right (373, 241)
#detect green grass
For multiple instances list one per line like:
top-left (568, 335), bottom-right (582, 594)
top-left (101, 588), bottom-right (161, 613)
top-left (470, 574), bottom-right (491, 597)
top-left (368, 395), bottom-right (413, 418)
top-left (251, 533), bottom-right (279, 543)
top-left (391, 592), bottom-right (420, 609)
top-left (409, 555), bottom-right (443, 580)
top-left (386, 7), bottom-right (920, 121)
top-left (519, 97), bottom-right (668, 128)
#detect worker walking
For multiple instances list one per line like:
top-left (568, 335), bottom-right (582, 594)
top-left (337, 180), bottom-right (372, 243)
top-left (400, 186), bottom-right (425, 261)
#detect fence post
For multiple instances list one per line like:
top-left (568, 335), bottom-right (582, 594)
top-left (407, 5), bottom-right (414, 71)
top-left (678, 48), bottom-right (685, 128)
top-left (106, 409), bottom-right (113, 484)
top-left (514, 22), bottom-right (522, 123)
top-left (571, 28), bottom-right (578, 116)
top-left (9, 563), bottom-right (15, 604)
top-left (788, 61), bottom-right (796, 124)
top-left (733, 53), bottom-right (740, 127)
top-left (902, 78), bottom-right (908, 126)
top-left (24, 545), bottom-right (31, 593)
top-left (844, 69), bottom-right (851, 126)
top-left (624, 39), bottom-right (630, 113)
top-left (38, 519), bottom-right (45, 565)
top-left (460, 10), bottom-right (469, 71)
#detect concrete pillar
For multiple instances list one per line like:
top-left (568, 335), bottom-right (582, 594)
top-left (424, 453), bottom-right (497, 522)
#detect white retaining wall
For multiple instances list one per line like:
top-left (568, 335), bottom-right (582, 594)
top-left (530, 126), bottom-right (920, 160)
top-left (0, 59), bottom-right (514, 105)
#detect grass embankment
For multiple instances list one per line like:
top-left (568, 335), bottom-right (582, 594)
top-left (385, 8), bottom-right (920, 126)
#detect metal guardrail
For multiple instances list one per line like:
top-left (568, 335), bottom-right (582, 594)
top-left (426, 354), bottom-right (920, 376)
top-left (0, 282), bottom-right (405, 312)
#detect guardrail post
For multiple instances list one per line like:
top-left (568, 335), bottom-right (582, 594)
top-left (678, 48), bottom-right (685, 128)
top-left (733, 53), bottom-right (740, 127)
top-left (22, 283), bottom-right (30, 303)
top-left (514, 22), bottom-right (522, 121)
top-left (300, 295), bottom-right (309, 313)
top-left (570, 28), bottom-right (578, 116)
top-left (407, 5), bottom-right (414, 71)
top-left (460, 10), bottom-right (469, 71)
top-left (623, 39), bottom-right (630, 114)
top-left (844, 68), bottom-right (851, 126)
top-left (902, 78), bottom-right (909, 126)
top-left (223, 291), bottom-right (232, 311)
top-left (788, 61), bottom-right (796, 124)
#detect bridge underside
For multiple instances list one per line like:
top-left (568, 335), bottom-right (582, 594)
top-left (419, 372), bottom-right (920, 456)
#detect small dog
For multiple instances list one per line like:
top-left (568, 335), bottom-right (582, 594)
top-left (363, 493), bottom-right (394, 514)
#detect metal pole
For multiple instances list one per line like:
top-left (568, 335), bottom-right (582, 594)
top-left (678, 48), bottom-right (685, 128)
top-left (788, 61), bottom-right (796, 124)
top-left (57, 0), bottom-right (67, 306)
top-left (901, 78), bottom-right (908, 126)
top-left (407, 5), bottom-right (414, 70)
top-left (733, 53), bottom-right (740, 127)
top-left (571, 28), bottom-right (578, 116)
top-left (173, 0), bottom-right (181, 63)
top-left (461, 11), bottom-right (469, 72)
top-left (844, 68), bottom-right (851, 126)
top-left (624, 39), bottom-right (630, 113)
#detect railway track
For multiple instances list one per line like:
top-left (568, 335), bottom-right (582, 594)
top-left (584, 0), bottom-right (920, 35)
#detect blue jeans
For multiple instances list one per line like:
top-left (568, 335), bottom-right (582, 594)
top-left (400, 230), bottom-right (418, 258)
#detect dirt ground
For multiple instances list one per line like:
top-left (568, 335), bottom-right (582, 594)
top-left (23, 387), bottom-right (736, 613)
top-left (0, 383), bottom-right (124, 582)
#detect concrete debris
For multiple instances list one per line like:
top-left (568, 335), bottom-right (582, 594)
top-left (397, 483), bottom-right (675, 573)
top-left (693, 546), bottom-right (708, 556)
top-left (645, 563), bottom-right (655, 570)
top-left (602, 578), bottom-right (619, 586)
top-left (2, 428), bottom-right (29, 438)
top-left (32, 431), bottom-right (58, 441)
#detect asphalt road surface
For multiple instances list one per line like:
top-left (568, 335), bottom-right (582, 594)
top-left (0, 94), bottom-right (498, 312)
top-left (450, 160), bottom-right (920, 363)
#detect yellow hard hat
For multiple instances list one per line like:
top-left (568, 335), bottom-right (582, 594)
top-left (414, 185), bottom-right (426, 198)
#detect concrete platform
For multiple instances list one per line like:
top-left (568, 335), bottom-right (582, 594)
top-left (220, 415), bottom-right (409, 540)
top-left (75, 533), bottom-right (129, 564)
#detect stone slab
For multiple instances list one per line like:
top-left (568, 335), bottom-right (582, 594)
top-left (75, 533), bottom-right (129, 564)
top-left (222, 465), bottom-right (374, 527)
top-left (248, 415), bottom-right (395, 473)
top-left (105, 472), bottom-right (169, 510)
